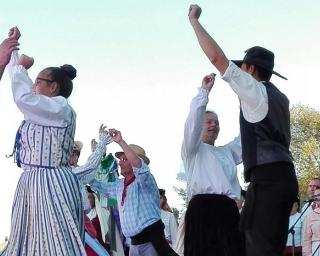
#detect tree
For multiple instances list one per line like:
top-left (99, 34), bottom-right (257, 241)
top-left (171, 207), bottom-right (180, 222)
top-left (173, 185), bottom-right (187, 207)
top-left (290, 104), bottom-right (320, 201)
top-left (172, 104), bottom-right (320, 206)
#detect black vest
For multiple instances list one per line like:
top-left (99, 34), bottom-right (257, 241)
top-left (240, 82), bottom-right (293, 182)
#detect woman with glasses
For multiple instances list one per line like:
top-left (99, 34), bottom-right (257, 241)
top-left (2, 27), bottom-right (86, 255)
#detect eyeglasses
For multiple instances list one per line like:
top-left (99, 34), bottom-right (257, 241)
top-left (35, 77), bottom-right (54, 84)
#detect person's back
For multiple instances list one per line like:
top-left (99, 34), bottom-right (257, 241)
top-left (240, 81), bottom-right (292, 180)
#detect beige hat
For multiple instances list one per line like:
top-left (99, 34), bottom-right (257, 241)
top-left (115, 144), bottom-right (150, 165)
top-left (73, 141), bottom-right (83, 152)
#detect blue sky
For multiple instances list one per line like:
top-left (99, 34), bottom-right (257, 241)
top-left (0, 0), bottom-right (319, 241)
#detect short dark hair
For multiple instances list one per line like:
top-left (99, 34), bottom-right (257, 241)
top-left (73, 149), bottom-right (81, 157)
top-left (46, 64), bottom-right (77, 98)
top-left (159, 189), bottom-right (166, 197)
top-left (205, 110), bottom-right (218, 119)
top-left (244, 62), bottom-right (272, 81)
top-left (86, 185), bottom-right (95, 194)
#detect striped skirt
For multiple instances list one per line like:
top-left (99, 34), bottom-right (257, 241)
top-left (2, 167), bottom-right (86, 256)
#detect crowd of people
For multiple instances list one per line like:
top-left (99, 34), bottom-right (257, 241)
top-left (0, 4), bottom-right (319, 256)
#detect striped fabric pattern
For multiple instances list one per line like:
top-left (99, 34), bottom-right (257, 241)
top-left (3, 110), bottom-right (86, 256)
top-left (91, 160), bottom-right (161, 237)
top-left (19, 119), bottom-right (74, 168)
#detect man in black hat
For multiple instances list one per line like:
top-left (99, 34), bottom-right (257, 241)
top-left (188, 4), bottom-right (298, 256)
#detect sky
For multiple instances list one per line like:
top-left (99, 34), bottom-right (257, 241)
top-left (0, 0), bottom-right (319, 241)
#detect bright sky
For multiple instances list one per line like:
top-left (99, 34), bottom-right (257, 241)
top-left (0, 0), bottom-right (319, 241)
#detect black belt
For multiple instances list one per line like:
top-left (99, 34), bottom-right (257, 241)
top-left (131, 220), bottom-right (178, 256)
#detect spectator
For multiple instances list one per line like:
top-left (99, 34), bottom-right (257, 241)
top-left (86, 186), bottom-right (111, 252)
top-left (159, 189), bottom-right (178, 247)
top-left (303, 189), bottom-right (320, 256)
top-left (301, 177), bottom-right (320, 224)
top-left (284, 198), bottom-right (302, 256)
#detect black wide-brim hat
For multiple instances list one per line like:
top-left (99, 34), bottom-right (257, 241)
top-left (232, 46), bottom-right (287, 80)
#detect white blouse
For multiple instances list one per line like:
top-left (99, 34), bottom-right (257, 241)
top-left (8, 51), bottom-right (73, 127)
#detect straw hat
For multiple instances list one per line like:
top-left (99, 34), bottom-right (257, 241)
top-left (115, 144), bottom-right (150, 165)
top-left (73, 141), bottom-right (83, 151)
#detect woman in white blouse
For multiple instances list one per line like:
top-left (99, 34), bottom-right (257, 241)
top-left (2, 27), bottom-right (86, 255)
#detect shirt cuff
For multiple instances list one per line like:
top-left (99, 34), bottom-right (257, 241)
top-left (198, 87), bottom-right (210, 97)
top-left (99, 133), bottom-right (112, 145)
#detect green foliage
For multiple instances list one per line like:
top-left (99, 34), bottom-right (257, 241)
top-left (171, 207), bottom-right (180, 222)
top-left (172, 104), bottom-right (320, 207)
top-left (290, 104), bottom-right (320, 201)
top-left (173, 185), bottom-right (187, 213)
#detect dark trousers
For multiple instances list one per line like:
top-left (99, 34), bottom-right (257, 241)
top-left (184, 194), bottom-right (245, 256)
top-left (241, 162), bottom-right (298, 256)
top-left (131, 220), bottom-right (178, 256)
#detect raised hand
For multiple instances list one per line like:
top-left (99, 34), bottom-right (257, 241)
top-left (99, 124), bottom-right (108, 135)
top-left (188, 4), bottom-right (202, 20)
top-left (0, 38), bottom-right (19, 67)
top-left (8, 27), bottom-right (21, 40)
top-left (17, 54), bottom-right (34, 69)
top-left (91, 139), bottom-right (98, 152)
top-left (108, 128), bottom-right (122, 144)
top-left (202, 73), bottom-right (216, 92)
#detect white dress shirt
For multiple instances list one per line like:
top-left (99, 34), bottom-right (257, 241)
top-left (287, 212), bottom-right (302, 246)
top-left (182, 87), bottom-right (242, 200)
top-left (222, 61), bottom-right (268, 123)
top-left (160, 209), bottom-right (177, 247)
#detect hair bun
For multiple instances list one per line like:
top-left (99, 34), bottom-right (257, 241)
top-left (60, 64), bottom-right (77, 80)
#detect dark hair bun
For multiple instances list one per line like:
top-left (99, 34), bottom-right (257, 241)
top-left (60, 64), bottom-right (77, 80)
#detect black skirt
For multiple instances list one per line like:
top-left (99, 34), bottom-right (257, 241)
top-left (184, 194), bottom-right (245, 256)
